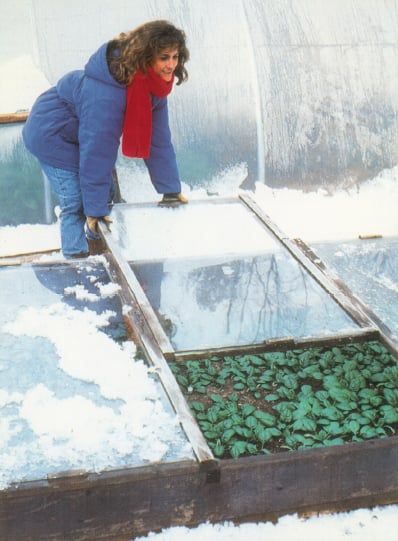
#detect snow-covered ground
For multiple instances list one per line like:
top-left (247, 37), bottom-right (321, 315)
top-left (1, 48), bottom-right (398, 541)
top-left (133, 505), bottom-right (398, 541)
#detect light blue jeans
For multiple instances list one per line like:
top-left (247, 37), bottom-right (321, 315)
top-left (40, 163), bottom-right (115, 258)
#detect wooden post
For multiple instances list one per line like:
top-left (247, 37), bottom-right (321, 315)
top-left (0, 111), bottom-right (29, 124)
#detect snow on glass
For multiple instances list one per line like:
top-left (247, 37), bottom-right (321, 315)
top-left (0, 258), bottom-right (193, 489)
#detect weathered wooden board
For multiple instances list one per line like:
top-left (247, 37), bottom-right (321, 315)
top-left (100, 224), bottom-right (175, 357)
top-left (0, 111), bottom-right (29, 124)
top-left (292, 237), bottom-right (398, 357)
top-left (1, 436), bottom-right (398, 541)
top-left (239, 194), bottom-right (375, 328)
top-left (0, 249), bottom-right (61, 265)
top-left (174, 328), bottom-right (380, 361)
top-left (104, 250), bottom-right (215, 465)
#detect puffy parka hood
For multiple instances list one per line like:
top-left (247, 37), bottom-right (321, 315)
top-left (85, 43), bottom-right (120, 87)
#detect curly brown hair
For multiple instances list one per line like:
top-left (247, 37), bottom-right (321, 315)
top-left (107, 20), bottom-right (189, 86)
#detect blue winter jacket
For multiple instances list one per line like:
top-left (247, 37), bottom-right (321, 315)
top-left (23, 43), bottom-right (181, 217)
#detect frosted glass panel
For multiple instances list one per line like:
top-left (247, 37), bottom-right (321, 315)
top-left (111, 201), bottom-right (281, 262)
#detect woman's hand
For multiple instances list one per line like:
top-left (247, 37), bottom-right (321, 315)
top-left (86, 215), bottom-right (113, 234)
top-left (85, 215), bottom-right (113, 241)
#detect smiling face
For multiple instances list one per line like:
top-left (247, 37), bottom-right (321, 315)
top-left (151, 47), bottom-right (179, 82)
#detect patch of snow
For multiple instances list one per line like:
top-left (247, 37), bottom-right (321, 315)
top-left (64, 284), bottom-right (100, 302)
top-left (133, 505), bottom-right (398, 541)
top-left (0, 55), bottom-right (49, 114)
top-left (253, 166), bottom-right (398, 242)
top-left (0, 301), bottom-right (193, 488)
top-left (0, 223), bottom-right (60, 257)
top-left (95, 281), bottom-right (121, 297)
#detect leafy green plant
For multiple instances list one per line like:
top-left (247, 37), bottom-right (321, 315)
top-left (169, 341), bottom-right (398, 459)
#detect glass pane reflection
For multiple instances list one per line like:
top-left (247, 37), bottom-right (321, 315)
top-left (311, 238), bottom-right (398, 337)
top-left (132, 251), bottom-right (359, 351)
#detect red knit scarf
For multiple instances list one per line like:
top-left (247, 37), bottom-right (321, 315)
top-left (122, 67), bottom-right (174, 158)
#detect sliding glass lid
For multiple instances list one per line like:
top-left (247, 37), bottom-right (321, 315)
top-left (110, 200), bottom-right (359, 351)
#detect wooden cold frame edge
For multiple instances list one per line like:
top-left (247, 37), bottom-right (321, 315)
top-left (109, 196), bottom-right (239, 211)
top-left (216, 435), bottom-right (398, 520)
top-left (0, 249), bottom-right (61, 265)
top-left (173, 327), bottom-right (381, 361)
top-left (292, 237), bottom-right (398, 359)
top-left (0, 254), bottom-right (112, 272)
top-left (0, 110), bottom-right (29, 124)
top-left (3, 459), bottom-right (198, 496)
top-left (98, 222), bottom-right (175, 356)
top-left (0, 460), bottom-right (203, 541)
top-left (1, 435), bottom-right (398, 541)
top-left (98, 246), bottom-right (215, 465)
top-left (239, 193), bottom-right (381, 330)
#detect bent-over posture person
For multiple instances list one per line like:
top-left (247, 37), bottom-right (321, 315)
top-left (23, 20), bottom-right (189, 258)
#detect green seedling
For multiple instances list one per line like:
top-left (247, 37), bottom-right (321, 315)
top-left (170, 341), bottom-right (398, 459)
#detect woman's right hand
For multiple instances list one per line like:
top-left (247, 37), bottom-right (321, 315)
top-left (86, 215), bottom-right (113, 233)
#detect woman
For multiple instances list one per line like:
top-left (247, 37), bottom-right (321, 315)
top-left (23, 20), bottom-right (189, 258)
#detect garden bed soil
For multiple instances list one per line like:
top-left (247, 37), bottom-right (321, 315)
top-left (169, 340), bottom-right (398, 459)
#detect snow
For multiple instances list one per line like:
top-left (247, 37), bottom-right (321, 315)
top-left (133, 505), bottom-right (398, 541)
top-left (110, 201), bottom-right (278, 262)
top-left (0, 223), bottom-right (60, 257)
top-left (1, 47), bottom-right (398, 541)
top-left (0, 55), bottom-right (49, 114)
top-left (254, 168), bottom-right (398, 243)
top-left (1, 291), bottom-right (193, 488)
